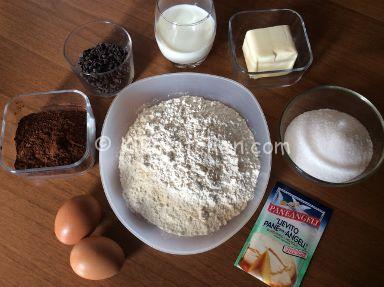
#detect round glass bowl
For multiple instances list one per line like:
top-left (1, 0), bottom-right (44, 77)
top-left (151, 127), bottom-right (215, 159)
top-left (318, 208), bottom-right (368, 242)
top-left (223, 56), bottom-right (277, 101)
top-left (64, 20), bottom-right (134, 97)
top-left (280, 85), bottom-right (384, 186)
top-left (228, 9), bottom-right (313, 88)
top-left (0, 90), bottom-right (96, 178)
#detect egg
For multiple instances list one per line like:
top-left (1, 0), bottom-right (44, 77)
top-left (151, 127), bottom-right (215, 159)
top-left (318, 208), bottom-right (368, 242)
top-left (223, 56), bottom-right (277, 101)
top-left (54, 195), bottom-right (102, 245)
top-left (70, 236), bottom-right (125, 280)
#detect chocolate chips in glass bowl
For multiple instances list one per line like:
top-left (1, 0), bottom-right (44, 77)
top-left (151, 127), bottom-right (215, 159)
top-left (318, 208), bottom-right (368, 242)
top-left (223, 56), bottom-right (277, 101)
top-left (78, 42), bottom-right (132, 95)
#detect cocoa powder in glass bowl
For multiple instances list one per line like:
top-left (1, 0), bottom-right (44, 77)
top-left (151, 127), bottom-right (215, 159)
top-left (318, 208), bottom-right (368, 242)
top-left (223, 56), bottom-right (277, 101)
top-left (14, 110), bottom-right (86, 169)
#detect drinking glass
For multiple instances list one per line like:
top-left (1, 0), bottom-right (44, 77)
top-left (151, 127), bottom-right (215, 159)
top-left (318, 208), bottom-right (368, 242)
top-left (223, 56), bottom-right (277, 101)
top-left (155, 0), bottom-right (216, 68)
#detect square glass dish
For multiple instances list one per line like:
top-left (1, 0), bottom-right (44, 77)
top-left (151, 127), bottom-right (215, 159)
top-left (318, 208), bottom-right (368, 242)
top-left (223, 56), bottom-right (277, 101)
top-left (228, 9), bottom-right (313, 88)
top-left (0, 90), bottom-right (96, 177)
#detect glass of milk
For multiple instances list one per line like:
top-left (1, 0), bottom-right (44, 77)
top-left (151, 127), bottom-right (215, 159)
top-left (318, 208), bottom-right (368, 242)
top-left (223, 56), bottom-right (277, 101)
top-left (155, 0), bottom-right (216, 68)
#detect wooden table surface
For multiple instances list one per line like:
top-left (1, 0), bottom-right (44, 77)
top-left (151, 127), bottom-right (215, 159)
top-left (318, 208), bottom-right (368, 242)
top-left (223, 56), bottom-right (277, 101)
top-left (0, 0), bottom-right (383, 286)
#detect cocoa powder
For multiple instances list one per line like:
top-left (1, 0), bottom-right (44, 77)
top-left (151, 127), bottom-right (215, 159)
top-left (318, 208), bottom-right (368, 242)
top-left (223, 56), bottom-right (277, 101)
top-left (14, 110), bottom-right (87, 169)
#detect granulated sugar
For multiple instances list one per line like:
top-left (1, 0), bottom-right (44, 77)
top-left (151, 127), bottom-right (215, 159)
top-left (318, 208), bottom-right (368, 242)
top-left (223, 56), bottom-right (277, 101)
top-left (119, 96), bottom-right (260, 236)
top-left (284, 109), bottom-right (373, 183)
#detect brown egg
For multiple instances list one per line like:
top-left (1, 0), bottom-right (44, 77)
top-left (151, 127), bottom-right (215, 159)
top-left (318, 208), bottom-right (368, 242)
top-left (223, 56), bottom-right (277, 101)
top-left (70, 236), bottom-right (125, 280)
top-left (54, 195), bottom-right (102, 245)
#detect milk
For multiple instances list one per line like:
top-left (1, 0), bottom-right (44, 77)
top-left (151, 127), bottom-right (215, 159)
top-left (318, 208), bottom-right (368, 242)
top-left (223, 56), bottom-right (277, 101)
top-left (155, 4), bottom-right (216, 65)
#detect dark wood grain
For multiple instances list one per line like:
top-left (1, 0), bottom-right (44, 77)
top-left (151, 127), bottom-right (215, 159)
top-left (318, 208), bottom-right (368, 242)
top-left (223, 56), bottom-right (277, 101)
top-left (0, 1), bottom-right (383, 286)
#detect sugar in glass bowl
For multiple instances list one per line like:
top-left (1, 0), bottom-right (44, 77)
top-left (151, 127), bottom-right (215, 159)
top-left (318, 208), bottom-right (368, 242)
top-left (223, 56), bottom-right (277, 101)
top-left (280, 85), bottom-right (384, 186)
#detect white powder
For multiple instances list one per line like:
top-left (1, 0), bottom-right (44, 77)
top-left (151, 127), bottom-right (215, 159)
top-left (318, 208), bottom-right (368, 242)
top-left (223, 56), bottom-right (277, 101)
top-left (284, 109), bottom-right (373, 183)
top-left (119, 96), bottom-right (260, 236)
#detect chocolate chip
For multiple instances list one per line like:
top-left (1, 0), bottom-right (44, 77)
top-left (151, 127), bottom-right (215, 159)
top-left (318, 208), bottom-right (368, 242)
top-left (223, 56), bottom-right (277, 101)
top-left (78, 42), bottom-right (132, 95)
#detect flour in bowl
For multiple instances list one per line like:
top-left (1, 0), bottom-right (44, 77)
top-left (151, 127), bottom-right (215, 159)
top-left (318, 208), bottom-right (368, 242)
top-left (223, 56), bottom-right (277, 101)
top-left (119, 96), bottom-right (260, 236)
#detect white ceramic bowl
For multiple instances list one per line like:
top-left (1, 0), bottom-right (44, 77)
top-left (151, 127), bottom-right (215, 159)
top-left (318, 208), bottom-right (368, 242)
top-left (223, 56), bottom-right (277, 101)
top-left (100, 73), bottom-right (271, 254)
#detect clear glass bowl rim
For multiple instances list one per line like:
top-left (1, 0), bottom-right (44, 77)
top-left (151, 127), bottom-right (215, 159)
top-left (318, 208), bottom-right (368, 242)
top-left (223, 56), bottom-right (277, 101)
top-left (156, 0), bottom-right (215, 27)
top-left (0, 89), bottom-right (95, 175)
top-left (228, 9), bottom-right (313, 76)
top-left (279, 85), bottom-right (384, 186)
top-left (63, 20), bottom-right (133, 76)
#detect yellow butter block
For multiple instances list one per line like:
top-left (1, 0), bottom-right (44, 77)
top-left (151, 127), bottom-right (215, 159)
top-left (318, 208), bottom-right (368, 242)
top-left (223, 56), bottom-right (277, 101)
top-left (242, 25), bottom-right (298, 79)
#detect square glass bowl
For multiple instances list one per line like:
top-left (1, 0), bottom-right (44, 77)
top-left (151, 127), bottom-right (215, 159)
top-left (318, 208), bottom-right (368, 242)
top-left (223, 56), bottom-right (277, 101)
top-left (0, 90), bottom-right (96, 177)
top-left (228, 9), bottom-right (313, 88)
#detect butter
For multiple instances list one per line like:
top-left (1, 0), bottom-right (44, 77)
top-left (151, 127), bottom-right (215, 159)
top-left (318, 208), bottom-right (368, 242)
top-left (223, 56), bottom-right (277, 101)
top-left (242, 25), bottom-right (298, 78)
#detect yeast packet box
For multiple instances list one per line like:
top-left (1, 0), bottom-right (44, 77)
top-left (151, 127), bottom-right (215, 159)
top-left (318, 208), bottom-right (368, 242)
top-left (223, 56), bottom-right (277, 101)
top-left (235, 182), bottom-right (332, 287)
